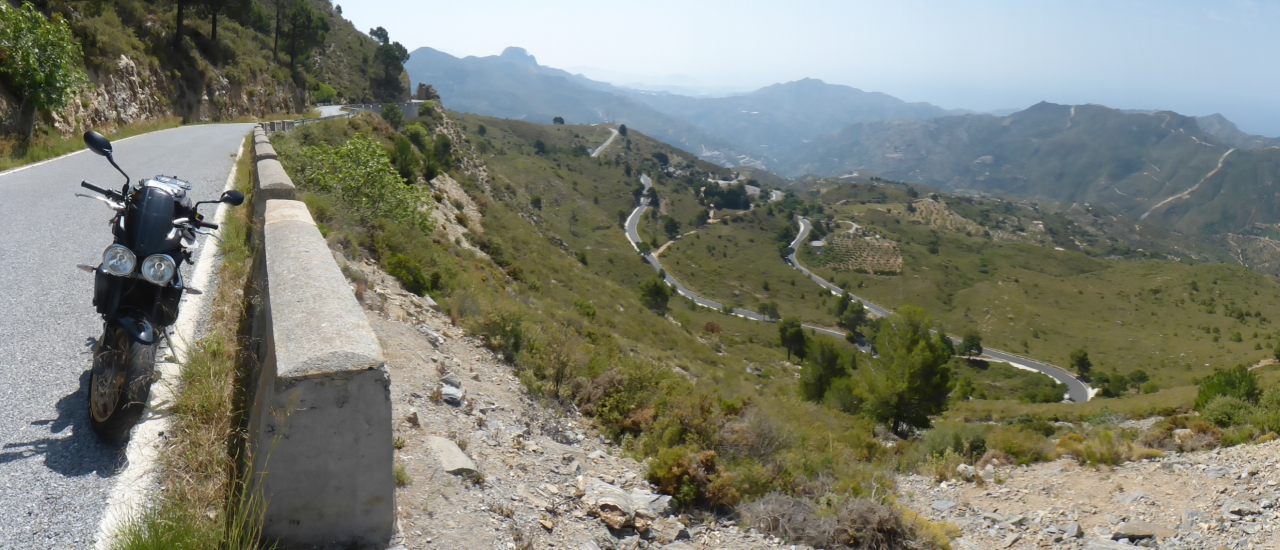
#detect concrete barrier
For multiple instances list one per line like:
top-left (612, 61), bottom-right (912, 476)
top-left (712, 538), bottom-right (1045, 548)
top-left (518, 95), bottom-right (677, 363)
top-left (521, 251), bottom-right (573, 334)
top-left (253, 159), bottom-right (295, 219)
top-left (253, 141), bottom-right (278, 161)
top-left (246, 200), bottom-right (395, 548)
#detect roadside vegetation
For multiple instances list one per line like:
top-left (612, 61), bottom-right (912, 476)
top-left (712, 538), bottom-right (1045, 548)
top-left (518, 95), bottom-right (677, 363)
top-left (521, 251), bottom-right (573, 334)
top-left (260, 104), bottom-right (1280, 548)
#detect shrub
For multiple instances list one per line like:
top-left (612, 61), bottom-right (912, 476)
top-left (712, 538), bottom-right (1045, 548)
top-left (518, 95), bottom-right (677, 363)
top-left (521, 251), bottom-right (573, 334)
top-left (918, 422), bottom-right (986, 462)
top-left (702, 322), bottom-right (722, 334)
top-left (385, 253), bottom-right (432, 296)
top-left (1194, 365), bottom-right (1260, 409)
top-left (1201, 395), bottom-right (1255, 427)
top-left (987, 427), bottom-right (1055, 465)
top-left (572, 298), bottom-right (596, 320)
top-left (381, 103), bottom-right (404, 128)
top-left (646, 447), bottom-right (738, 508)
top-left (472, 307), bottom-right (525, 362)
top-left (1220, 426), bottom-right (1259, 448)
top-left (1131, 448), bottom-right (1166, 460)
top-left (740, 494), bottom-right (922, 550)
top-left (288, 133), bottom-right (434, 232)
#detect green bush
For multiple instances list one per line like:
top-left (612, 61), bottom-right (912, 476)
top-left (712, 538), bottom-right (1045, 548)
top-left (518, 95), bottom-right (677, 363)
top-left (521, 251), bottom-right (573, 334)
top-left (386, 253), bottom-right (433, 296)
top-left (381, 103), bottom-right (404, 129)
top-left (1201, 395), bottom-right (1255, 427)
top-left (987, 426), bottom-right (1055, 465)
top-left (473, 307), bottom-right (526, 362)
top-left (287, 133), bottom-right (434, 232)
top-left (918, 421), bottom-right (987, 462)
top-left (312, 83), bottom-right (337, 103)
top-left (1195, 365), bottom-right (1260, 409)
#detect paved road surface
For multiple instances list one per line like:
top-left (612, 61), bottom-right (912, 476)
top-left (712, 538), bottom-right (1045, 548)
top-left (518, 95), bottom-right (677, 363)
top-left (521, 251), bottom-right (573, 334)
top-left (787, 218), bottom-right (1091, 402)
top-left (590, 128), bottom-right (619, 158)
top-left (0, 123), bottom-right (252, 548)
top-left (316, 104), bottom-right (347, 117)
top-left (622, 176), bottom-right (844, 338)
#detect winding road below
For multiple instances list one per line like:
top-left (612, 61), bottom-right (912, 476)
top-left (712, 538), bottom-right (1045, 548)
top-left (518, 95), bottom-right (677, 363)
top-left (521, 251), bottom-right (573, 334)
top-left (0, 123), bottom-right (252, 547)
top-left (621, 180), bottom-right (1089, 402)
top-left (788, 218), bottom-right (1091, 403)
top-left (625, 175), bottom-right (860, 340)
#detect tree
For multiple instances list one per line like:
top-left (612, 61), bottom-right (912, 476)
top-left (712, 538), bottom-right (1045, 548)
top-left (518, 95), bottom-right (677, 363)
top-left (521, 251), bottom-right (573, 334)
top-left (854, 306), bottom-right (954, 437)
top-left (176, 0), bottom-right (188, 46)
top-left (618, 124), bottom-right (627, 136)
top-left (0, 3), bottom-right (88, 140)
top-left (838, 301), bottom-right (868, 332)
top-left (960, 330), bottom-right (983, 357)
top-left (433, 134), bottom-right (453, 170)
top-left (638, 275), bottom-right (673, 313)
top-left (280, 0), bottom-right (328, 72)
top-left (370, 26), bottom-right (409, 101)
top-left (533, 139), bottom-right (547, 155)
top-left (778, 316), bottom-right (807, 361)
top-left (835, 290), bottom-right (850, 317)
top-left (1069, 348), bottom-right (1092, 376)
top-left (662, 215), bottom-right (680, 239)
top-left (652, 152), bottom-right (669, 166)
top-left (692, 209), bottom-right (710, 227)
top-left (757, 301), bottom-right (779, 320)
top-left (799, 337), bottom-right (852, 402)
top-left (552, 116), bottom-right (565, 124)
top-left (390, 135), bottom-right (416, 182)
top-left (381, 103), bottom-right (404, 129)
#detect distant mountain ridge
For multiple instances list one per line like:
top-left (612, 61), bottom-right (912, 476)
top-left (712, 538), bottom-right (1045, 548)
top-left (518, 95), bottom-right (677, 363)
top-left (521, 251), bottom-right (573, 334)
top-left (779, 102), bottom-right (1280, 235)
top-left (404, 47), bottom-right (964, 168)
top-left (623, 78), bottom-right (968, 152)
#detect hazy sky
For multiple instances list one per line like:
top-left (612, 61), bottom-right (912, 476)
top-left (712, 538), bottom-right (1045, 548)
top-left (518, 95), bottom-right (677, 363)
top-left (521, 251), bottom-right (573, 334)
top-left (339, 0), bottom-right (1280, 136)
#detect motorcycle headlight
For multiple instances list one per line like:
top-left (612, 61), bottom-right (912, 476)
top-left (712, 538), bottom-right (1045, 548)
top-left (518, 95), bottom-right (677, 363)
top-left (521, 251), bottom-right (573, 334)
top-left (141, 254), bottom-right (176, 285)
top-left (102, 245), bottom-right (135, 276)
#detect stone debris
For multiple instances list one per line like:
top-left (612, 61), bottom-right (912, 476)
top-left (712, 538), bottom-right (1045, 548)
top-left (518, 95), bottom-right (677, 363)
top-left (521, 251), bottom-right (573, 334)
top-left (902, 435), bottom-right (1280, 550)
top-left (352, 257), bottom-right (789, 549)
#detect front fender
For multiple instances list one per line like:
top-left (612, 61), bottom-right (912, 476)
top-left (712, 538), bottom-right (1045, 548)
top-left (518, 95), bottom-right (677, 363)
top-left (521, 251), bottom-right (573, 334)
top-left (113, 316), bottom-right (156, 345)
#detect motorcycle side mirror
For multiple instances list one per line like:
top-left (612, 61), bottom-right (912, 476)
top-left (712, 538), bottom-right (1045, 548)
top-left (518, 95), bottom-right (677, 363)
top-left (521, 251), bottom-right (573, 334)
top-left (84, 131), bottom-right (113, 158)
top-left (221, 190), bottom-right (245, 206)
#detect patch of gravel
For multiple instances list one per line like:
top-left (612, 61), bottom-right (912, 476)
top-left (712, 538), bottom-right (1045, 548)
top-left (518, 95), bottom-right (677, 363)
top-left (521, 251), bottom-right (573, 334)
top-left (901, 441), bottom-right (1280, 549)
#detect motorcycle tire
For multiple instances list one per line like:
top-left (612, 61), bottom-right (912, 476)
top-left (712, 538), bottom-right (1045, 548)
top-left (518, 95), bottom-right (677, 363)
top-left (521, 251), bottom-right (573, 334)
top-left (88, 325), bottom-right (157, 443)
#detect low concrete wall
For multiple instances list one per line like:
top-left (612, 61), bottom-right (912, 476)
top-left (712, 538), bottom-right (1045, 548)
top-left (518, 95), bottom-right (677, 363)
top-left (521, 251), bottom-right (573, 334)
top-left (243, 128), bottom-right (395, 548)
top-left (253, 159), bottom-right (295, 219)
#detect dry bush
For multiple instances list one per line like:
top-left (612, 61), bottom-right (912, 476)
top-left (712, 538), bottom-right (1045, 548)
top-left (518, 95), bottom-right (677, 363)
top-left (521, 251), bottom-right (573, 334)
top-left (976, 450), bottom-right (1014, 470)
top-left (740, 493), bottom-right (923, 549)
top-left (703, 321), bottom-right (723, 334)
top-left (716, 407), bottom-right (795, 463)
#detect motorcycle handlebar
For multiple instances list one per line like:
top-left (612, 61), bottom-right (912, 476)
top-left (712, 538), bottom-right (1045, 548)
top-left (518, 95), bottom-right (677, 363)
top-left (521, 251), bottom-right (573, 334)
top-left (195, 219), bottom-right (219, 230)
top-left (80, 180), bottom-right (113, 197)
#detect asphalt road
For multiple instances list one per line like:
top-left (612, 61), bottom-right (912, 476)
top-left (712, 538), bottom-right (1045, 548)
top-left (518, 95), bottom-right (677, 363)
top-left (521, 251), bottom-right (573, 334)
top-left (590, 128), bottom-right (619, 158)
top-left (623, 176), bottom-right (843, 337)
top-left (787, 217), bottom-right (1092, 403)
top-left (0, 123), bottom-right (252, 548)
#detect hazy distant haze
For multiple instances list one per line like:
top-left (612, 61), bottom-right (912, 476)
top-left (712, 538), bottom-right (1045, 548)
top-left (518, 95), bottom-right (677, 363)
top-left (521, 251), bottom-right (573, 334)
top-left (339, 0), bottom-right (1280, 136)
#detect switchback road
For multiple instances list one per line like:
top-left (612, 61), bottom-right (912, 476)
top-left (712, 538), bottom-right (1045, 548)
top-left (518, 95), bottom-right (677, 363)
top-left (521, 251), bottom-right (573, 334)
top-left (787, 218), bottom-right (1091, 402)
top-left (623, 175), bottom-right (845, 339)
top-left (0, 123), bottom-right (252, 548)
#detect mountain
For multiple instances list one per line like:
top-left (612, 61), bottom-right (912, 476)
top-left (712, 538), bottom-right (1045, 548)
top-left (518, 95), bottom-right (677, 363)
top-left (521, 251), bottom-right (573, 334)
top-left (403, 47), bottom-right (748, 160)
top-left (1194, 114), bottom-right (1280, 150)
top-left (623, 78), bottom-right (967, 151)
top-left (404, 48), bottom-right (964, 170)
top-left (778, 102), bottom-right (1280, 235)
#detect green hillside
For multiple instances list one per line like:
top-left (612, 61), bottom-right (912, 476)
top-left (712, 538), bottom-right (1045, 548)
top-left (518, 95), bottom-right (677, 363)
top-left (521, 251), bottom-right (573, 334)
top-left (778, 102), bottom-right (1280, 236)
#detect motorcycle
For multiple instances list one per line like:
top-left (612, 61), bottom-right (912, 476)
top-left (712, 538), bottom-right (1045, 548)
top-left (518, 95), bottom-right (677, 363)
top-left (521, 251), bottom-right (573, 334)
top-left (75, 130), bottom-right (244, 442)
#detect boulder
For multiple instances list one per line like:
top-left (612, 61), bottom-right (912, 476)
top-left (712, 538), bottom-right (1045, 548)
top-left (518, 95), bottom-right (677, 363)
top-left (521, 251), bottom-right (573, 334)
top-left (1064, 521), bottom-right (1083, 538)
top-left (956, 464), bottom-right (975, 481)
top-left (579, 476), bottom-right (671, 532)
top-left (1223, 500), bottom-right (1262, 516)
top-left (1111, 520), bottom-right (1176, 540)
top-left (931, 499), bottom-right (956, 512)
top-left (427, 435), bottom-right (476, 475)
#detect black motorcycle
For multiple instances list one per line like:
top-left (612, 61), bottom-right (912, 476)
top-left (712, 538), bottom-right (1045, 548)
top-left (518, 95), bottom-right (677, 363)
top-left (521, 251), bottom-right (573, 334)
top-left (75, 131), bottom-right (244, 442)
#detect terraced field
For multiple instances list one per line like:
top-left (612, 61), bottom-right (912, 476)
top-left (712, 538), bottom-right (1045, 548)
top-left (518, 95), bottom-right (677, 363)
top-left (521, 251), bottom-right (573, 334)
top-left (818, 232), bottom-right (903, 274)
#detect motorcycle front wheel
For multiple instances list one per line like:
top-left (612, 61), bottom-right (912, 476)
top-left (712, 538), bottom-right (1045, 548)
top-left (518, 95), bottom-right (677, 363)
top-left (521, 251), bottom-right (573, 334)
top-left (88, 325), bottom-right (157, 443)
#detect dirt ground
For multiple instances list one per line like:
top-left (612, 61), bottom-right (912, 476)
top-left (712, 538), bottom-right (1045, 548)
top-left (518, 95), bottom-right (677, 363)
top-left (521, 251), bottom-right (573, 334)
top-left (341, 256), bottom-right (792, 550)
top-left (900, 439), bottom-right (1280, 549)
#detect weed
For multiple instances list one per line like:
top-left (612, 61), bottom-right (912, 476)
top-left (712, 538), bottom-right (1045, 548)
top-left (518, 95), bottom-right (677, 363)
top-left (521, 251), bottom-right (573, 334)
top-left (394, 464), bottom-right (412, 487)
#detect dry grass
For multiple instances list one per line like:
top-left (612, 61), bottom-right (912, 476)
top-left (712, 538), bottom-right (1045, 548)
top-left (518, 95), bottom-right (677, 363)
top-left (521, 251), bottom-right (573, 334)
top-left (111, 134), bottom-right (268, 549)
